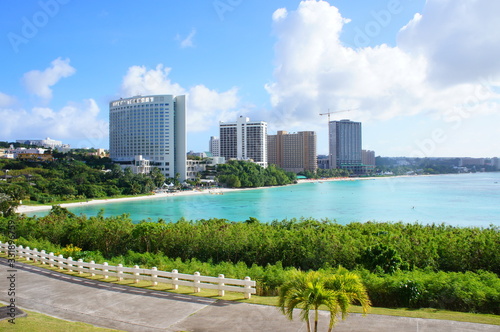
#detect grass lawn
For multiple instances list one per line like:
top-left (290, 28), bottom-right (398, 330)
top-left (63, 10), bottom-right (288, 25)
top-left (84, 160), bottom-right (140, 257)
top-left (0, 307), bottom-right (120, 332)
top-left (3, 255), bottom-right (500, 328)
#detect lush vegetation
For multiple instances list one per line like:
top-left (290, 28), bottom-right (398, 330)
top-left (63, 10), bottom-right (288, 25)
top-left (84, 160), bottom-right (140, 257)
top-left (1, 210), bottom-right (499, 314)
top-left (2, 210), bottom-right (499, 274)
top-left (0, 157), bottom-right (170, 211)
top-left (216, 160), bottom-right (296, 187)
top-left (298, 168), bottom-right (351, 179)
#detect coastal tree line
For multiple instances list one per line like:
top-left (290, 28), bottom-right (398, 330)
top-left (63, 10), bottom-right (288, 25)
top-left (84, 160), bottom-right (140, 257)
top-left (0, 158), bottom-right (161, 208)
top-left (216, 160), bottom-right (296, 188)
top-left (1, 210), bottom-right (498, 314)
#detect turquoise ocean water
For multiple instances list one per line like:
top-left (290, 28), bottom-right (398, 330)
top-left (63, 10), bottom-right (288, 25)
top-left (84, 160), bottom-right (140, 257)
top-left (28, 173), bottom-right (500, 227)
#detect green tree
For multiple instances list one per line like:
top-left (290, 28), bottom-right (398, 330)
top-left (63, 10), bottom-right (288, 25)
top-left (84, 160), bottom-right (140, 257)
top-left (279, 270), bottom-right (331, 332)
top-left (323, 268), bottom-right (371, 331)
top-left (358, 243), bottom-right (406, 274)
top-left (50, 179), bottom-right (78, 196)
top-left (279, 270), bottom-right (370, 332)
top-left (0, 193), bottom-right (17, 216)
top-left (150, 167), bottom-right (165, 188)
top-left (0, 184), bottom-right (26, 216)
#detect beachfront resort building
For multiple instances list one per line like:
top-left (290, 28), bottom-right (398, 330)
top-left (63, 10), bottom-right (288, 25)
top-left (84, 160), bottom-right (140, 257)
top-left (268, 131), bottom-right (317, 173)
top-left (109, 94), bottom-right (187, 181)
top-left (329, 120), bottom-right (363, 173)
top-left (16, 137), bottom-right (71, 151)
top-left (209, 136), bottom-right (220, 157)
top-left (362, 150), bottom-right (376, 166)
top-left (219, 116), bottom-right (268, 168)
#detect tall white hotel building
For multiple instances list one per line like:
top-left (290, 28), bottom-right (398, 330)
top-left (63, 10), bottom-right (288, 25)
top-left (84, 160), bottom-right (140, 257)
top-left (109, 95), bottom-right (186, 181)
top-left (219, 116), bottom-right (268, 168)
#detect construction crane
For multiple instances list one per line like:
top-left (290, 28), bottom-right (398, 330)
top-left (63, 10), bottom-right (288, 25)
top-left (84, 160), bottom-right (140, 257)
top-left (319, 109), bottom-right (353, 122)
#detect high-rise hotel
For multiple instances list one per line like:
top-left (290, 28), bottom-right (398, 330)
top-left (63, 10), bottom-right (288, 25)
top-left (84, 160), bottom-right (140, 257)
top-left (329, 119), bottom-right (362, 173)
top-left (268, 131), bottom-right (317, 173)
top-left (219, 116), bottom-right (268, 168)
top-left (109, 94), bottom-right (186, 181)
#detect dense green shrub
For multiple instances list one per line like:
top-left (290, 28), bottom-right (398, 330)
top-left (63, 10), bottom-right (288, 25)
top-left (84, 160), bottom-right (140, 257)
top-left (359, 269), bottom-right (500, 314)
top-left (358, 243), bottom-right (408, 274)
top-left (1, 212), bottom-right (499, 275)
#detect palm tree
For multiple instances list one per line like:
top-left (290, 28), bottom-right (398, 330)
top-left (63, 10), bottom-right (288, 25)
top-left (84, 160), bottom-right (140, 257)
top-left (278, 269), bottom-right (371, 332)
top-left (278, 270), bottom-right (335, 332)
top-left (323, 267), bottom-right (371, 332)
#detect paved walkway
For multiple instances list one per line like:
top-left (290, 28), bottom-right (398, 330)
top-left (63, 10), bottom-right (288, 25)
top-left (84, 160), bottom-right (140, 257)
top-left (1, 259), bottom-right (498, 331)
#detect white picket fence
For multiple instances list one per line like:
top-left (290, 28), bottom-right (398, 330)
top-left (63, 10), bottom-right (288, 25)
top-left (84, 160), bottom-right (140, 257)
top-left (0, 241), bottom-right (256, 298)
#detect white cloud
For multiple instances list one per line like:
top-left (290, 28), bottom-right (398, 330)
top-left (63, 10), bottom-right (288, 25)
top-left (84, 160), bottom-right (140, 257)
top-left (121, 64), bottom-right (184, 97)
top-left (0, 92), bottom-right (16, 107)
top-left (398, 0), bottom-right (500, 86)
top-left (188, 85), bottom-right (240, 131)
top-left (272, 8), bottom-right (288, 21)
top-left (265, 0), bottom-right (500, 151)
top-left (2, 58), bottom-right (106, 148)
top-left (0, 99), bottom-right (107, 147)
top-left (177, 28), bottom-right (197, 49)
top-left (22, 57), bottom-right (76, 100)
top-left (120, 64), bottom-right (240, 132)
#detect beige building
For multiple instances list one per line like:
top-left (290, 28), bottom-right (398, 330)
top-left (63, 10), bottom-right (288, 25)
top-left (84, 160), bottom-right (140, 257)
top-left (362, 150), bottom-right (376, 166)
top-left (268, 131), bottom-right (317, 173)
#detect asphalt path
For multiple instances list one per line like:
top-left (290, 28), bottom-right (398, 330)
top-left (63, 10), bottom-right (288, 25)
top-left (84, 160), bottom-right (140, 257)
top-left (1, 259), bottom-right (499, 331)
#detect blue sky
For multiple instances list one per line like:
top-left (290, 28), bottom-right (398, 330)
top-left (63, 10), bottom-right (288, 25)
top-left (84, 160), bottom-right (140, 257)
top-left (1, 0), bottom-right (499, 157)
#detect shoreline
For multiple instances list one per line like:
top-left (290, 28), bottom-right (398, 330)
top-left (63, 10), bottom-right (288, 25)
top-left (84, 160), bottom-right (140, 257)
top-left (15, 187), bottom-right (242, 214)
top-left (14, 173), bottom-right (454, 215)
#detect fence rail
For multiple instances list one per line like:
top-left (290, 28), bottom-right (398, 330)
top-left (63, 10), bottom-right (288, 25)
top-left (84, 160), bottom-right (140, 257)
top-left (0, 241), bottom-right (256, 298)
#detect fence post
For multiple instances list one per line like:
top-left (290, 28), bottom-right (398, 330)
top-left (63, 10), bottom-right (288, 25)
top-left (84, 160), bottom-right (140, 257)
top-left (77, 259), bottom-right (83, 274)
top-left (244, 276), bottom-right (252, 299)
top-left (58, 255), bottom-right (64, 270)
top-left (17, 245), bottom-right (23, 260)
top-left (103, 262), bottom-right (109, 279)
top-left (194, 272), bottom-right (201, 293)
top-left (172, 269), bottom-right (179, 290)
top-left (68, 257), bottom-right (73, 272)
top-left (134, 265), bottom-right (140, 283)
top-left (25, 246), bottom-right (30, 261)
top-left (152, 267), bottom-right (158, 286)
top-left (40, 250), bottom-right (46, 264)
top-left (49, 252), bottom-right (54, 267)
top-left (33, 248), bottom-right (39, 262)
top-left (218, 274), bottom-right (225, 297)
top-left (90, 261), bottom-right (95, 276)
top-left (117, 264), bottom-right (123, 281)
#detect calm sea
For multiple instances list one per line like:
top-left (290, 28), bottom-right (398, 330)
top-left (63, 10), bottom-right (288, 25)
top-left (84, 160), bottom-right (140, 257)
top-left (27, 173), bottom-right (500, 227)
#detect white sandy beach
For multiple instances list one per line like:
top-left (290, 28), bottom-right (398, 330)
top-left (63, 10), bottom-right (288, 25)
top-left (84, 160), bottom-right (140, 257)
top-left (15, 175), bottom-right (421, 214)
top-left (15, 187), bottom-right (239, 214)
